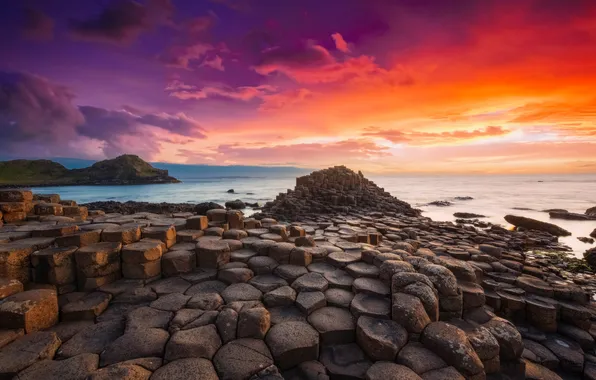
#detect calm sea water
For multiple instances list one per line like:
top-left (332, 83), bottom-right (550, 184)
top-left (32, 172), bottom-right (596, 256)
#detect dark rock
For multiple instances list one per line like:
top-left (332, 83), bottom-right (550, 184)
top-left (265, 321), bottom-right (319, 370)
top-left (151, 358), bottom-right (218, 380)
top-left (453, 212), bottom-right (485, 218)
top-left (226, 199), bottom-right (246, 209)
top-left (319, 343), bottom-right (372, 380)
top-left (356, 315), bottom-right (407, 361)
top-left (365, 362), bottom-right (422, 380)
top-left (213, 338), bottom-right (274, 380)
top-left (504, 214), bottom-right (571, 236)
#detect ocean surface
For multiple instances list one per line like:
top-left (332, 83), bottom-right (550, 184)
top-left (32, 170), bottom-right (596, 256)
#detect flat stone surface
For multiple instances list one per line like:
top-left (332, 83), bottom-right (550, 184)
top-left (57, 321), bottom-right (124, 358)
top-left (221, 283), bottom-right (263, 303)
top-left (296, 291), bottom-right (326, 314)
top-left (187, 292), bottom-right (224, 310)
top-left (61, 291), bottom-right (112, 321)
top-left (274, 265), bottom-right (309, 282)
top-left (126, 306), bottom-right (172, 332)
top-left (366, 362), bottom-right (422, 380)
top-left (265, 321), bottom-right (320, 370)
top-left (325, 288), bottom-right (355, 308)
top-left (100, 328), bottom-right (170, 366)
top-left (213, 338), bottom-right (274, 380)
top-left (324, 269), bottom-right (354, 289)
top-left (0, 331), bottom-right (61, 378)
top-left (250, 275), bottom-right (288, 293)
top-left (185, 280), bottom-right (227, 295)
top-left (151, 358), bottom-right (218, 380)
top-left (165, 324), bottom-right (222, 361)
top-left (248, 256), bottom-right (279, 275)
top-left (320, 343), bottom-right (372, 379)
top-left (150, 293), bottom-right (191, 311)
top-left (308, 306), bottom-right (355, 344)
top-left (149, 277), bottom-right (191, 295)
top-left (352, 277), bottom-right (390, 297)
top-left (218, 267), bottom-right (254, 284)
top-left (356, 315), bottom-right (408, 361)
top-left (268, 306), bottom-right (307, 325)
top-left (87, 363), bottom-right (152, 380)
top-left (351, 293), bottom-right (391, 319)
top-left (345, 262), bottom-right (379, 278)
top-left (15, 353), bottom-right (99, 380)
top-left (327, 251), bottom-right (361, 268)
top-left (292, 272), bottom-right (329, 292)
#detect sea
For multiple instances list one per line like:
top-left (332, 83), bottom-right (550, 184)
top-left (31, 166), bottom-right (596, 257)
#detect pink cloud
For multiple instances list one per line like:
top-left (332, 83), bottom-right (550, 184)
top-left (167, 81), bottom-right (277, 101)
top-left (331, 33), bottom-right (350, 53)
top-left (201, 55), bottom-right (225, 71)
top-left (259, 88), bottom-right (313, 110)
top-left (159, 43), bottom-right (214, 69)
top-left (215, 139), bottom-right (390, 166)
top-left (363, 126), bottom-right (510, 145)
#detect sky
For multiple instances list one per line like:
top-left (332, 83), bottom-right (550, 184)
top-left (1, 0), bottom-right (595, 174)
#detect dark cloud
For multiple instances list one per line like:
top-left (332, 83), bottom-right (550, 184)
top-left (256, 41), bottom-right (334, 69)
top-left (22, 7), bottom-right (55, 40)
top-left (69, 0), bottom-right (174, 44)
top-left (0, 71), bottom-right (205, 159)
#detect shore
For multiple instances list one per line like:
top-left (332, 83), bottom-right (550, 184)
top-left (1, 166), bottom-right (595, 379)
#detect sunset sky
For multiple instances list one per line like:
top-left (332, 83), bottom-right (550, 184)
top-left (1, 0), bottom-right (595, 174)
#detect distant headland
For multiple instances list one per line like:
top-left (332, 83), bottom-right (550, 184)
top-left (0, 155), bottom-right (180, 187)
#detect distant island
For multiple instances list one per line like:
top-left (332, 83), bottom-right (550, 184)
top-left (0, 155), bottom-right (180, 187)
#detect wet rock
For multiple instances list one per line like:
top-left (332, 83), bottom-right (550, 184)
top-left (214, 338), bottom-right (274, 380)
top-left (504, 214), bottom-right (571, 236)
top-left (356, 315), bottom-right (408, 361)
top-left (542, 336), bottom-right (584, 373)
top-left (265, 321), bottom-right (319, 370)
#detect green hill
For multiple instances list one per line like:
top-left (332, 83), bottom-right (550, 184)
top-left (0, 155), bottom-right (180, 186)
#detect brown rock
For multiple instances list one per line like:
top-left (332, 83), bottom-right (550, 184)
top-left (0, 331), bottom-right (61, 379)
top-left (0, 289), bottom-right (58, 333)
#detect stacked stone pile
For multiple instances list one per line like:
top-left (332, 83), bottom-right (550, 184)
top-left (0, 190), bottom-right (88, 226)
top-left (0, 183), bottom-right (595, 379)
top-left (259, 166), bottom-right (419, 220)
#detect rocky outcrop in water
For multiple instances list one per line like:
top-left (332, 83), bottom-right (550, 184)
top-left (504, 214), bottom-right (572, 236)
top-left (0, 155), bottom-right (179, 187)
top-left (258, 166), bottom-right (419, 220)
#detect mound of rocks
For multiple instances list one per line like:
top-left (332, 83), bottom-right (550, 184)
top-left (258, 166), bottom-right (419, 220)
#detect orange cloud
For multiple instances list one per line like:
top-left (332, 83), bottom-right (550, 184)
top-left (331, 33), bottom-right (350, 53)
top-left (363, 126), bottom-right (510, 145)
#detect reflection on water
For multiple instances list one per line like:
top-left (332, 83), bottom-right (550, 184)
top-left (33, 173), bottom-right (596, 256)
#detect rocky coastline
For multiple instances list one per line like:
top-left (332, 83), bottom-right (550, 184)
top-left (0, 166), bottom-right (595, 379)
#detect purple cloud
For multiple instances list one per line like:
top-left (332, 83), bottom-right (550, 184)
top-left (69, 0), bottom-right (174, 44)
top-left (0, 71), bottom-right (205, 159)
top-left (22, 7), bottom-right (55, 40)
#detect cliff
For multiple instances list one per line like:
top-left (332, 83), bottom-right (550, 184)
top-left (0, 155), bottom-right (180, 186)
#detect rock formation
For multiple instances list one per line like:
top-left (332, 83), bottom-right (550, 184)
top-left (0, 155), bottom-right (179, 187)
top-left (504, 214), bottom-right (572, 236)
top-left (0, 170), bottom-right (594, 380)
top-left (258, 166), bottom-right (419, 220)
